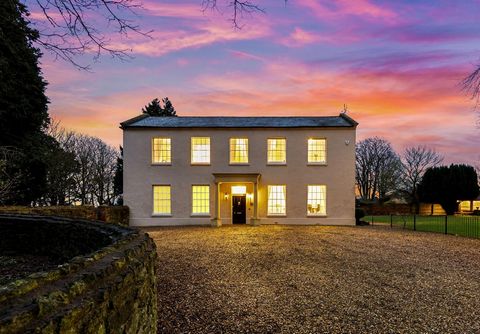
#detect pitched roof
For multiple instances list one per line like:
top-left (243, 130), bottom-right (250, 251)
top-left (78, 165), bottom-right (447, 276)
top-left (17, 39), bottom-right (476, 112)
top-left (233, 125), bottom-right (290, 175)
top-left (120, 113), bottom-right (358, 129)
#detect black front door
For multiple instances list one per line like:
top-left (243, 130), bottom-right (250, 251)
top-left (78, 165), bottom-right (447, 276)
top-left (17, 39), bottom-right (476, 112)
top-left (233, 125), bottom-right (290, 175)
top-left (232, 195), bottom-right (246, 224)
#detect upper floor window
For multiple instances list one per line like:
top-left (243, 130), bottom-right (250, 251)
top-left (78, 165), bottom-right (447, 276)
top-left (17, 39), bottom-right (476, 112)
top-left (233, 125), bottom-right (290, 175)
top-left (307, 138), bottom-right (326, 164)
top-left (191, 137), bottom-right (210, 164)
top-left (268, 185), bottom-right (286, 216)
top-left (230, 138), bottom-right (249, 164)
top-left (307, 185), bottom-right (326, 216)
top-left (153, 185), bottom-right (171, 215)
top-left (192, 185), bottom-right (210, 215)
top-left (267, 138), bottom-right (286, 164)
top-left (152, 138), bottom-right (171, 164)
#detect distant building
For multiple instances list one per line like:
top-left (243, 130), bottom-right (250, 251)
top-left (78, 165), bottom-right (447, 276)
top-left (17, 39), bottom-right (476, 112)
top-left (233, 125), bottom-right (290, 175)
top-left (121, 114), bottom-right (357, 226)
top-left (459, 196), bottom-right (480, 213)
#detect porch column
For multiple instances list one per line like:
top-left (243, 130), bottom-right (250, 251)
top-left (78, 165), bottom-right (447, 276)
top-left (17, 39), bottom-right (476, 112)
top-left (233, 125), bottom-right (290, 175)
top-left (211, 182), bottom-right (222, 227)
top-left (250, 181), bottom-right (261, 226)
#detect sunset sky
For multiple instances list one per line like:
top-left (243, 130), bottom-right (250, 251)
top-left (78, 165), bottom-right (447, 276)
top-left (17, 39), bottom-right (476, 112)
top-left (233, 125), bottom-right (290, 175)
top-left (33, 0), bottom-right (479, 166)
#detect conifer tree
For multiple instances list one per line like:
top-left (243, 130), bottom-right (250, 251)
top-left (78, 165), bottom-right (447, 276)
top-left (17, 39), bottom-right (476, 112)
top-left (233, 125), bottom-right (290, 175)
top-left (142, 97), bottom-right (177, 116)
top-left (142, 98), bottom-right (163, 116)
top-left (162, 97), bottom-right (177, 116)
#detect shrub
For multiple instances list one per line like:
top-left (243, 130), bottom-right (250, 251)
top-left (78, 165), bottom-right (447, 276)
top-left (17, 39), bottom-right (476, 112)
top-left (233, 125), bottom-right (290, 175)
top-left (355, 208), bottom-right (366, 225)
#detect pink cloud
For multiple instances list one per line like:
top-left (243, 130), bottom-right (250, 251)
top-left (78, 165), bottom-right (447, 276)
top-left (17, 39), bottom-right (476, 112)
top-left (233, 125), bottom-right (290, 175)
top-left (228, 50), bottom-right (265, 62)
top-left (140, 1), bottom-right (202, 18)
top-left (296, 0), bottom-right (397, 21)
top-left (280, 27), bottom-right (318, 47)
top-left (109, 18), bottom-right (271, 57)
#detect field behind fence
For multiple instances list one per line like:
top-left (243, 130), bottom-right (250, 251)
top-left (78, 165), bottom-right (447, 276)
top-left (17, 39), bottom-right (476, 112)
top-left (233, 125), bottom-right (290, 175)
top-left (364, 215), bottom-right (480, 239)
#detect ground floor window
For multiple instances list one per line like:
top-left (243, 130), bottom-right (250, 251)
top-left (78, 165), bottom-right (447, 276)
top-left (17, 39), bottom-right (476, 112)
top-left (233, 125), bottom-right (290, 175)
top-left (153, 185), bottom-right (171, 214)
top-left (192, 185), bottom-right (210, 215)
top-left (307, 185), bottom-right (326, 215)
top-left (268, 185), bottom-right (286, 215)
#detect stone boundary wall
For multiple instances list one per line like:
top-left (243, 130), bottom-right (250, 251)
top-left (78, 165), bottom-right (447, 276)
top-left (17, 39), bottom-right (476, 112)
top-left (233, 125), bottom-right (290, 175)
top-left (0, 214), bottom-right (157, 333)
top-left (0, 206), bottom-right (129, 226)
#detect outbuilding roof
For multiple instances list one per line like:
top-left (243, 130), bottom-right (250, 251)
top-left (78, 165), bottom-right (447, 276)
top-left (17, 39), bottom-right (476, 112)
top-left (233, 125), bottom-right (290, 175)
top-left (120, 113), bottom-right (358, 129)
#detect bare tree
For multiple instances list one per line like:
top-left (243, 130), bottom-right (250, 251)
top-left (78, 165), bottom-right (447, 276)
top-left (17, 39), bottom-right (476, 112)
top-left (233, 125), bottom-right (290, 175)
top-left (400, 145), bottom-right (443, 213)
top-left (202, 0), bottom-right (266, 28)
top-left (26, 0), bottom-right (274, 68)
top-left (0, 147), bottom-right (24, 204)
top-left (462, 65), bottom-right (480, 107)
top-left (90, 138), bottom-right (117, 205)
top-left (356, 137), bottom-right (401, 202)
top-left (28, 0), bottom-right (150, 69)
top-left (462, 66), bottom-right (480, 126)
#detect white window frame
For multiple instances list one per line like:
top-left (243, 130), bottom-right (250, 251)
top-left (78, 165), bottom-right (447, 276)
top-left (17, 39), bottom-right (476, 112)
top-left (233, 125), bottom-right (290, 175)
top-left (191, 137), bottom-right (211, 165)
top-left (152, 185), bottom-right (171, 216)
top-left (191, 185), bottom-right (210, 216)
top-left (307, 138), bottom-right (327, 165)
top-left (307, 185), bottom-right (327, 216)
top-left (267, 138), bottom-right (287, 165)
top-left (267, 185), bottom-right (287, 216)
top-left (229, 138), bottom-right (249, 165)
top-left (152, 137), bottom-right (172, 165)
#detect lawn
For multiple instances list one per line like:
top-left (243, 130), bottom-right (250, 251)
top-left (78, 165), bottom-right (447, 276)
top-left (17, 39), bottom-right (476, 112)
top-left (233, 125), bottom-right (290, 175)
top-left (365, 215), bottom-right (480, 238)
top-left (146, 225), bottom-right (480, 333)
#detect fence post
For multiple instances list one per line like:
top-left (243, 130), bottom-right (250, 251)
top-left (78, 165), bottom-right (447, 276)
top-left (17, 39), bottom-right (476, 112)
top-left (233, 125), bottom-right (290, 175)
top-left (413, 214), bottom-right (416, 231)
top-left (445, 215), bottom-right (448, 234)
top-left (390, 214), bottom-right (393, 228)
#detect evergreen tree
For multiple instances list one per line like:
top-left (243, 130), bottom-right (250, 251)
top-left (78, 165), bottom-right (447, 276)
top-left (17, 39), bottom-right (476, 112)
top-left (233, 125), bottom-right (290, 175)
top-left (142, 98), bottom-right (163, 116)
top-left (0, 0), bottom-right (49, 146)
top-left (162, 97), bottom-right (177, 116)
top-left (0, 0), bottom-right (53, 204)
top-left (113, 146), bottom-right (123, 203)
top-left (142, 97), bottom-right (177, 116)
top-left (418, 164), bottom-right (479, 215)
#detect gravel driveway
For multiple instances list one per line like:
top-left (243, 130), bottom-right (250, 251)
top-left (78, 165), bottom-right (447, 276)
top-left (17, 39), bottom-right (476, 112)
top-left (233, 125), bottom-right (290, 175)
top-left (145, 225), bottom-right (480, 334)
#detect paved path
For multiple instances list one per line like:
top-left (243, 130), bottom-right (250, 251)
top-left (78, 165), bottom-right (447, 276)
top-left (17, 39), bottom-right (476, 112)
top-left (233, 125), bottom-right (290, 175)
top-left (145, 225), bottom-right (480, 333)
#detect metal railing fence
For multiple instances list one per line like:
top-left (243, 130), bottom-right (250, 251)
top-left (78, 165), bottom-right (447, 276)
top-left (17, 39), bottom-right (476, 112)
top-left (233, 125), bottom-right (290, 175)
top-left (365, 214), bottom-right (480, 239)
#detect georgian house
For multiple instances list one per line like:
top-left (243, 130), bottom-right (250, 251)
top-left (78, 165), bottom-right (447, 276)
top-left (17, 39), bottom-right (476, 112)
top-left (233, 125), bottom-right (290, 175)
top-left (121, 114), bottom-right (357, 226)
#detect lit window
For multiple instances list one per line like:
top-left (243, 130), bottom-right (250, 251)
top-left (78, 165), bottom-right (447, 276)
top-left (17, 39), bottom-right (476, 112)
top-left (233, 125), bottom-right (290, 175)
top-left (267, 138), bottom-right (286, 164)
top-left (191, 137), bottom-right (210, 164)
top-left (268, 185), bottom-right (286, 215)
top-left (307, 185), bottom-right (326, 215)
top-left (152, 138), bottom-right (171, 164)
top-left (230, 138), bottom-right (248, 164)
top-left (192, 185), bottom-right (210, 215)
top-left (460, 201), bottom-right (471, 211)
top-left (153, 185), bottom-right (171, 215)
top-left (307, 138), bottom-right (326, 164)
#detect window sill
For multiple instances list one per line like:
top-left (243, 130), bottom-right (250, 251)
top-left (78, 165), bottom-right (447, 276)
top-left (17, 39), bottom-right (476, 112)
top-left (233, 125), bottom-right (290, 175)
top-left (267, 214), bottom-right (287, 217)
top-left (191, 163), bottom-right (211, 166)
top-left (152, 163), bottom-right (172, 166)
top-left (229, 163), bottom-right (249, 166)
top-left (307, 214), bottom-right (327, 217)
top-left (152, 214), bottom-right (172, 217)
top-left (307, 163), bottom-right (327, 166)
top-left (190, 214), bottom-right (211, 217)
top-left (267, 163), bottom-right (287, 166)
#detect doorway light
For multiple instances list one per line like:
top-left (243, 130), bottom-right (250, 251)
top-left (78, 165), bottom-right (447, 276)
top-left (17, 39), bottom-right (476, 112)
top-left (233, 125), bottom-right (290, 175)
top-left (231, 185), bottom-right (246, 195)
